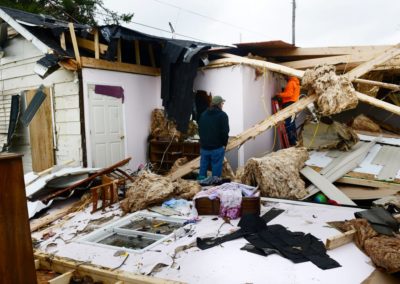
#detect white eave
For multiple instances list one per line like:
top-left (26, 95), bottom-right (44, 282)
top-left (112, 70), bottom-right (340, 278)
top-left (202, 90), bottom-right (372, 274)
top-left (0, 8), bottom-right (53, 54)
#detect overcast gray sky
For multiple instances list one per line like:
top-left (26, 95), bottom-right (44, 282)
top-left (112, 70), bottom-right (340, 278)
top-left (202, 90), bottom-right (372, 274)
top-left (101, 0), bottom-right (400, 47)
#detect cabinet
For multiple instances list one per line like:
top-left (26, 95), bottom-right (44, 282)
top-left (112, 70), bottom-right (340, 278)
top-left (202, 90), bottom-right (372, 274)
top-left (0, 153), bottom-right (37, 283)
top-left (149, 140), bottom-right (200, 174)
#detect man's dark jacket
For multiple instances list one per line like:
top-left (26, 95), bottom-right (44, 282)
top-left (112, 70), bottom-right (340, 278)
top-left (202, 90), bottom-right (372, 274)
top-left (198, 106), bottom-right (229, 150)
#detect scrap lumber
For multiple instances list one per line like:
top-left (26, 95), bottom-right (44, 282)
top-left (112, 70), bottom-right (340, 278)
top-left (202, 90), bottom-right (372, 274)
top-left (325, 229), bottom-right (356, 250)
top-left (304, 140), bottom-right (377, 199)
top-left (217, 52), bottom-right (400, 116)
top-left (169, 48), bottom-right (400, 180)
top-left (68, 23), bottom-right (81, 66)
top-left (40, 157), bottom-right (131, 203)
top-left (34, 251), bottom-right (182, 284)
top-left (300, 166), bottom-right (356, 205)
top-left (354, 78), bottom-right (400, 91)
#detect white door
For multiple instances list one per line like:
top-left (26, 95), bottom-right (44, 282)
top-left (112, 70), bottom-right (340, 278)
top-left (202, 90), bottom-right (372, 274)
top-left (88, 85), bottom-right (125, 168)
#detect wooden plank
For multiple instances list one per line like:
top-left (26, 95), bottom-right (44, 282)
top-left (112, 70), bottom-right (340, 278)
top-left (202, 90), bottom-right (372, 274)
top-left (117, 38), bottom-right (122, 62)
top-left (76, 36), bottom-right (107, 55)
top-left (281, 52), bottom-right (385, 69)
top-left (346, 44), bottom-right (400, 81)
top-left (135, 40), bottom-right (141, 65)
top-left (337, 185), bottom-right (399, 200)
top-left (30, 199), bottom-right (81, 232)
top-left (301, 166), bottom-right (356, 205)
top-left (336, 176), bottom-right (400, 190)
top-left (148, 43), bottom-right (156, 67)
top-left (41, 157), bottom-right (131, 202)
top-left (263, 45), bottom-right (391, 58)
top-left (48, 270), bottom-right (74, 284)
top-left (94, 29), bottom-right (100, 59)
top-left (60, 32), bottom-right (66, 51)
top-left (35, 251), bottom-right (183, 284)
top-left (81, 57), bottom-right (160, 76)
top-left (325, 229), bottom-right (356, 250)
top-left (26, 87), bottom-right (55, 172)
top-left (356, 91), bottom-right (400, 116)
top-left (353, 78), bottom-right (400, 91)
top-left (68, 22), bottom-right (81, 66)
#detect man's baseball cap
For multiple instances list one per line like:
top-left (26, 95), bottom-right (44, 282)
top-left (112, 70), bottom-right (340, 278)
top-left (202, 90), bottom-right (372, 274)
top-left (211, 95), bottom-right (225, 105)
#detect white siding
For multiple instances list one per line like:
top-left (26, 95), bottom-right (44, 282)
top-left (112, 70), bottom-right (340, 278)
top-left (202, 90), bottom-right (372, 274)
top-left (0, 36), bottom-right (82, 172)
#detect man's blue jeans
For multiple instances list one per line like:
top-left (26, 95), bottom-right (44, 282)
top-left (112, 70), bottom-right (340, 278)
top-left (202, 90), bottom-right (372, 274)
top-left (199, 147), bottom-right (225, 178)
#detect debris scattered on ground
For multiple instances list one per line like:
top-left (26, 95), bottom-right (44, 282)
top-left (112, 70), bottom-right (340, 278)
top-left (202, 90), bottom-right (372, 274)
top-left (342, 218), bottom-right (400, 273)
top-left (240, 147), bottom-right (309, 199)
top-left (120, 171), bottom-right (201, 213)
top-left (302, 64), bottom-right (358, 116)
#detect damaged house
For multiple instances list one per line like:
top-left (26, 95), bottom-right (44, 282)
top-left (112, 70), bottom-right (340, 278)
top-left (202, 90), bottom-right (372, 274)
top-left (1, 5), bottom-right (400, 284)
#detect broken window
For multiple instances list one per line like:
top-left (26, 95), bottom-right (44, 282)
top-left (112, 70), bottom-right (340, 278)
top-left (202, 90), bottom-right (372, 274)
top-left (78, 212), bottom-right (186, 253)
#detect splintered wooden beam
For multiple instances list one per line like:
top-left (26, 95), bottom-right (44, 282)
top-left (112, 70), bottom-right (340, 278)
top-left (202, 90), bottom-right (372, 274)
top-left (169, 46), bottom-right (400, 180)
top-left (325, 229), bottom-right (356, 250)
top-left (68, 23), bottom-right (81, 66)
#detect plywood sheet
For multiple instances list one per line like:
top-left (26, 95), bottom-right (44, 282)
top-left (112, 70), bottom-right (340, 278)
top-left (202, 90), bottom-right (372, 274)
top-left (26, 87), bottom-right (54, 172)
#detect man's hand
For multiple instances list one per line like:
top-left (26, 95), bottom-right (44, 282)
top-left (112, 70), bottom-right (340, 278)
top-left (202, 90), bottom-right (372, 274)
top-left (274, 95), bottom-right (282, 103)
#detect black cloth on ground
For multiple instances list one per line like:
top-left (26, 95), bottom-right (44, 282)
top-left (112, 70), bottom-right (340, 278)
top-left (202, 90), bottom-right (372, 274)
top-left (196, 214), bottom-right (340, 270)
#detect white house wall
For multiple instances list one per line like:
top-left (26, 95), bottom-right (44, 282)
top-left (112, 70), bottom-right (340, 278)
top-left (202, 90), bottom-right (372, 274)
top-left (194, 65), bottom-right (280, 168)
top-left (81, 68), bottom-right (161, 171)
top-left (0, 36), bottom-right (81, 172)
top-left (242, 65), bottom-right (281, 161)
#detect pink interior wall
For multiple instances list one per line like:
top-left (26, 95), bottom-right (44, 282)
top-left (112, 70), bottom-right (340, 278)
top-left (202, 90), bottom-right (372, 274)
top-left (82, 68), bottom-right (161, 170)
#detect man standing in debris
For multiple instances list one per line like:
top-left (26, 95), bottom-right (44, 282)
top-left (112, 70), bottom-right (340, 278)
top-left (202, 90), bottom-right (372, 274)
top-left (198, 95), bottom-right (230, 179)
top-left (277, 76), bottom-right (300, 146)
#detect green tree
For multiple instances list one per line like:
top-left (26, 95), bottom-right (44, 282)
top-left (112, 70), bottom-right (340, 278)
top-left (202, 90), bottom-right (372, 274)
top-left (0, 0), bottom-right (133, 26)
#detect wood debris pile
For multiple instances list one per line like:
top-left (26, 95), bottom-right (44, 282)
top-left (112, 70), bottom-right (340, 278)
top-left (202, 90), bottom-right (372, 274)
top-left (302, 64), bottom-right (358, 116)
top-left (120, 171), bottom-right (201, 213)
top-left (343, 219), bottom-right (400, 273)
top-left (240, 147), bottom-right (309, 199)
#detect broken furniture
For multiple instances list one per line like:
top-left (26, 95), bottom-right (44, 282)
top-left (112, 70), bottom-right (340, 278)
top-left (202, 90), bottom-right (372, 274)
top-left (91, 180), bottom-right (118, 213)
top-left (0, 153), bottom-right (37, 284)
top-left (149, 139), bottom-right (200, 174)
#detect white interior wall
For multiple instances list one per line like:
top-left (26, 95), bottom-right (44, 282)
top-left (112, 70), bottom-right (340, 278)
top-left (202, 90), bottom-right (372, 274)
top-left (194, 65), bottom-right (280, 168)
top-left (82, 68), bottom-right (161, 170)
top-left (242, 66), bottom-right (281, 161)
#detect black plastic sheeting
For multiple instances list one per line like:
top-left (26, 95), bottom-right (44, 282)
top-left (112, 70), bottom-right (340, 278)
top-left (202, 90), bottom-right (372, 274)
top-left (99, 25), bottom-right (215, 133)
